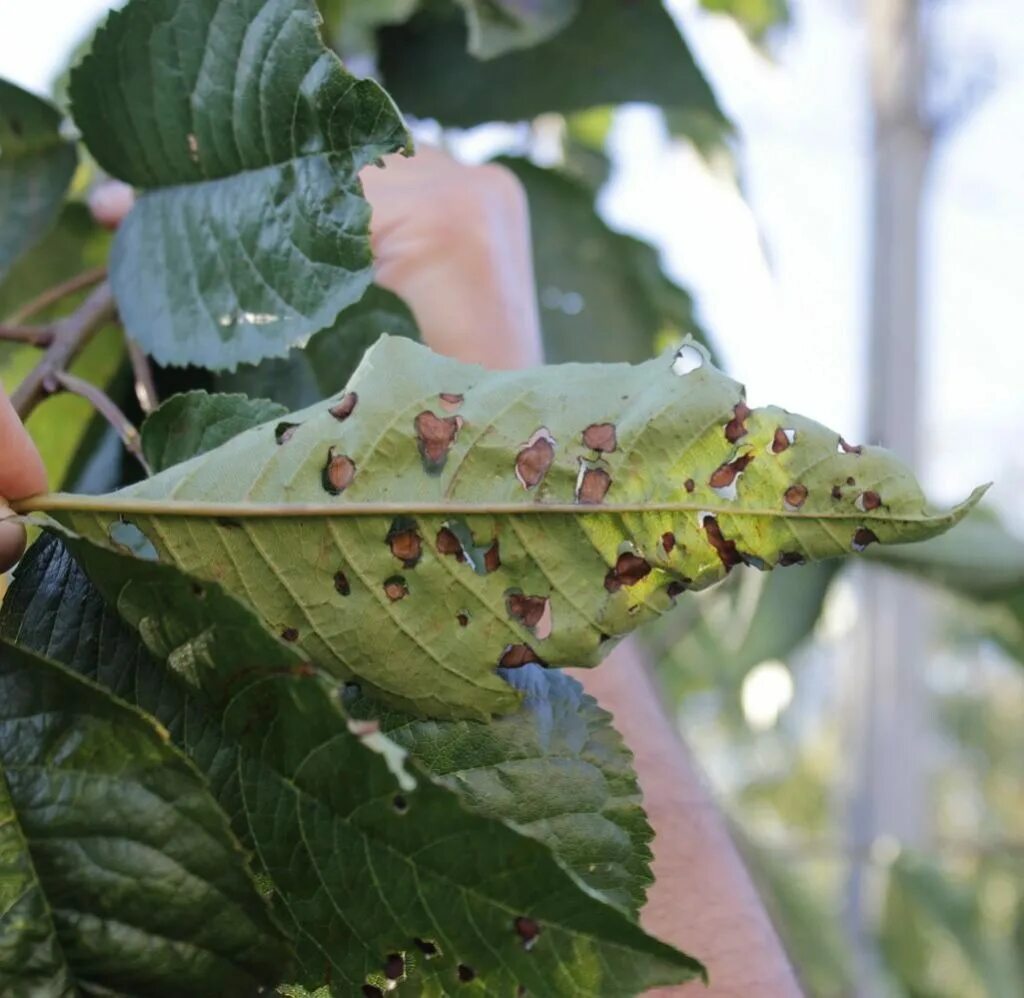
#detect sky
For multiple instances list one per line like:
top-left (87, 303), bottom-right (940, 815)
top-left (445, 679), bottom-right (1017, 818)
top-left (2, 0), bottom-right (1022, 527)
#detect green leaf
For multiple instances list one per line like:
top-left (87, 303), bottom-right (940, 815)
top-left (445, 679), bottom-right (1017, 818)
top-left (0, 79), bottom-right (77, 279)
top-left (346, 664), bottom-right (654, 915)
top-left (457, 0), bottom-right (580, 58)
top-left (1, 533), bottom-right (705, 994)
top-left (0, 638), bottom-right (287, 996)
top-left (69, 0), bottom-right (411, 372)
top-left (217, 284), bottom-right (421, 410)
top-left (142, 391), bottom-right (288, 474)
top-left (504, 159), bottom-right (711, 365)
top-left (378, 0), bottom-right (726, 131)
top-left (24, 336), bottom-right (982, 719)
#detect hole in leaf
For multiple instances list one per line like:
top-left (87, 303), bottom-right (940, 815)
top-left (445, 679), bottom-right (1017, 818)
top-left (436, 526), bottom-right (467, 561)
top-left (384, 577), bottom-right (409, 602)
top-left (515, 428), bottom-right (556, 489)
top-left (384, 953), bottom-right (405, 980)
top-left (852, 527), bottom-right (878, 552)
top-left (393, 794), bottom-right (409, 814)
top-left (838, 436), bottom-right (863, 455)
top-left (500, 644), bottom-right (544, 668)
top-left (514, 916), bottom-right (541, 951)
top-left (666, 579), bottom-right (690, 600)
top-left (784, 484), bottom-right (808, 510)
top-left (709, 453), bottom-right (754, 500)
top-left (672, 343), bottom-right (703, 376)
top-left (439, 392), bottom-right (464, 412)
top-left (334, 571), bottom-right (351, 596)
top-left (582, 422), bottom-right (617, 452)
top-left (415, 411), bottom-right (462, 472)
top-left (322, 448), bottom-right (356, 494)
top-left (506, 594), bottom-right (552, 638)
top-left (387, 518), bottom-right (422, 568)
top-left (457, 965), bottom-right (476, 983)
top-left (772, 427), bottom-right (796, 453)
top-left (856, 490), bottom-right (882, 512)
top-left (187, 132), bottom-right (199, 162)
top-left (329, 392), bottom-right (358, 421)
top-left (778, 552), bottom-right (806, 566)
top-left (275, 421), bottom-right (300, 444)
top-left (575, 462), bottom-right (611, 504)
top-left (703, 515), bottom-right (742, 570)
top-left (604, 553), bottom-right (652, 593)
top-left (413, 938), bottom-right (439, 958)
top-left (724, 402), bottom-right (751, 443)
top-left (108, 519), bottom-right (159, 560)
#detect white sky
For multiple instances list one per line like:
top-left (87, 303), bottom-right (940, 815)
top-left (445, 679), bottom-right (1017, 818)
top-left (2, 0), bottom-right (1022, 526)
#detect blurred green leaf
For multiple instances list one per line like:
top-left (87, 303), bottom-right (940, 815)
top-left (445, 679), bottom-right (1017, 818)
top-left (457, 0), bottom-right (580, 58)
top-left (699, 0), bottom-right (790, 44)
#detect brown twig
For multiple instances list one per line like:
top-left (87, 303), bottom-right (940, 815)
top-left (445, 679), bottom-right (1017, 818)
top-left (6, 265), bottom-right (108, 325)
top-left (0, 324), bottom-right (55, 347)
top-left (47, 370), bottom-right (151, 476)
top-left (11, 282), bottom-right (117, 418)
top-left (126, 337), bottom-right (159, 414)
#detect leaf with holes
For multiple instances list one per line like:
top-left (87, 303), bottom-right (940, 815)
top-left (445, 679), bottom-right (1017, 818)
top-left (0, 534), bottom-right (704, 995)
top-left (0, 79), bottom-right (77, 279)
top-left (68, 0), bottom-right (411, 371)
top-left (17, 336), bottom-right (983, 719)
top-left (0, 639), bottom-right (287, 996)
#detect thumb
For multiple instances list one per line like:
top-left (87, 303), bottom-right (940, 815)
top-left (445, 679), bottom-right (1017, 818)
top-left (0, 501), bottom-right (26, 574)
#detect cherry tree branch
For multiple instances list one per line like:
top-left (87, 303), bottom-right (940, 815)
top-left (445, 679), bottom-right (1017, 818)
top-left (5, 265), bottom-right (107, 325)
top-left (126, 337), bottom-right (159, 414)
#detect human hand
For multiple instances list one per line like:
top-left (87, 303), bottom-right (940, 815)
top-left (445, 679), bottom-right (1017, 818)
top-left (0, 385), bottom-right (47, 572)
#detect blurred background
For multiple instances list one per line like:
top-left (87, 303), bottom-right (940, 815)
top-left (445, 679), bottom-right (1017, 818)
top-left (3, 1), bottom-right (1023, 994)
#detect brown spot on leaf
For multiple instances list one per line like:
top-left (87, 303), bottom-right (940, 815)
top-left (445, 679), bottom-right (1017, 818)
top-left (724, 402), bottom-right (751, 443)
top-left (709, 453), bottom-right (754, 489)
top-left (666, 580), bottom-right (689, 599)
top-left (514, 916), bottom-right (541, 950)
top-left (275, 421), bottom-right (300, 444)
top-left (458, 965), bottom-right (476, 983)
top-left (415, 411), bottom-right (462, 469)
top-left (604, 552), bottom-right (652, 593)
top-left (784, 484), bottom-right (809, 509)
top-left (387, 520), bottom-right (422, 568)
top-left (662, 532), bottom-right (676, 553)
top-left (322, 448), bottom-right (356, 494)
top-left (778, 551), bottom-right (806, 566)
top-left (506, 594), bottom-right (550, 634)
top-left (216, 517), bottom-right (242, 529)
top-left (582, 422), bottom-right (617, 452)
top-left (847, 476), bottom-right (856, 486)
top-left (439, 392), bottom-right (464, 412)
top-left (333, 571), bottom-right (351, 596)
top-left (852, 527), bottom-right (878, 552)
top-left (831, 484), bottom-right (843, 500)
top-left (838, 436), bottom-right (863, 455)
top-left (329, 392), bottom-right (358, 421)
top-left (857, 490), bottom-right (882, 511)
top-left (576, 466), bottom-right (611, 504)
top-left (704, 515), bottom-right (741, 570)
top-left (456, 611), bottom-right (470, 627)
top-left (483, 541), bottom-right (501, 574)
top-left (384, 954), bottom-right (404, 980)
top-left (436, 527), bottom-right (466, 561)
top-left (684, 478), bottom-right (695, 493)
top-left (500, 644), bottom-right (543, 668)
top-left (281, 627), bottom-right (299, 642)
top-left (384, 577), bottom-right (409, 601)
top-left (515, 430), bottom-right (555, 489)
top-left (772, 427), bottom-right (796, 453)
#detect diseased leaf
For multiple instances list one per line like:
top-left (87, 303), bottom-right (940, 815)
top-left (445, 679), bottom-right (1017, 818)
top-left (379, 1), bottom-right (727, 132)
top-left (0, 79), bottom-right (77, 279)
top-left (0, 638), bottom-right (287, 996)
top-left (0, 534), bottom-right (704, 995)
top-left (142, 391), bottom-right (288, 473)
top-left (21, 336), bottom-right (982, 719)
top-left (217, 284), bottom-right (421, 410)
top-left (503, 159), bottom-right (710, 364)
top-left (457, 0), bottom-right (580, 58)
top-left (69, 0), bottom-right (411, 371)
top-left (346, 663), bottom-right (654, 914)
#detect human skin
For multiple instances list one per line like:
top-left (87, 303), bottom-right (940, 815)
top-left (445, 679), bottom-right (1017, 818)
top-left (0, 153), bottom-right (802, 994)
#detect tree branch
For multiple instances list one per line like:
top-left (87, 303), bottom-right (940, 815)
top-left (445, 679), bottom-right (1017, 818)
top-left (48, 370), bottom-right (151, 476)
top-left (6, 265), bottom-right (107, 325)
top-left (126, 337), bottom-right (159, 414)
top-left (0, 324), bottom-right (54, 347)
top-left (10, 282), bottom-right (117, 418)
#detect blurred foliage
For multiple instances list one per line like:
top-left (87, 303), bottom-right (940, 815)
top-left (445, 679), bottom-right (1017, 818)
top-left (700, 0), bottom-right (790, 44)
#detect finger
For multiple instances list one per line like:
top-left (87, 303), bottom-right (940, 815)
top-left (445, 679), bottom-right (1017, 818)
top-left (0, 519), bottom-right (26, 574)
top-left (0, 386), bottom-right (47, 501)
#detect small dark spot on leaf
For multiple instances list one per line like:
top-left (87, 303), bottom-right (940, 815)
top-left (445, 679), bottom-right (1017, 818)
top-left (784, 484), bottom-right (809, 509)
top-left (281, 627), bottom-right (299, 642)
top-left (387, 519), bottom-right (422, 568)
top-left (858, 490), bottom-right (882, 511)
top-left (724, 402), bottom-right (751, 443)
top-left (439, 392), bottom-right (464, 412)
top-left (599, 632), bottom-right (612, 643)
top-left (666, 580), bottom-right (689, 599)
top-left (384, 577), bottom-right (409, 602)
top-left (456, 611), bottom-right (470, 627)
top-left (329, 392), bottom-right (358, 421)
top-left (436, 526), bottom-right (466, 561)
top-left (831, 484), bottom-right (843, 500)
top-left (458, 965), bottom-right (476, 983)
top-left (275, 421), bottom-right (300, 444)
top-left (838, 437), bottom-right (863, 455)
top-left (514, 916), bottom-right (541, 950)
top-left (216, 517), bottom-right (242, 529)
top-left (415, 411), bottom-right (462, 470)
top-left (847, 476), bottom-right (856, 486)
top-left (684, 478), bottom-right (695, 493)
top-left (704, 515), bottom-right (742, 570)
top-left (506, 593), bottom-right (549, 630)
top-left (384, 953), bottom-right (404, 980)
top-left (772, 427), bottom-right (794, 453)
top-left (709, 453), bottom-right (754, 489)
top-left (393, 794), bottom-right (409, 813)
top-left (778, 552), bottom-right (806, 566)
top-left (322, 448), bottom-right (356, 494)
top-left (500, 644), bottom-right (543, 668)
top-left (852, 527), bottom-right (878, 552)
top-left (662, 531), bottom-right (676, 554)
top-left (362, 986), bottom-right (383, 998)
top-left (484, 540), bottom-right (501, 573)
top-left (191, 582), bottom-right (205, 598)
top-left (576, 466), bottom-right (611, 504)
top-left (605, 552), bottom-right (652, 593)
top-left (413, 938), bottom-right (438, 957)
top-left (334, 570), bottom-right (351, 596)
top-left (516, 431), bottom-right (555, 489)
top-left (582, 422), bottom-right (617, 452)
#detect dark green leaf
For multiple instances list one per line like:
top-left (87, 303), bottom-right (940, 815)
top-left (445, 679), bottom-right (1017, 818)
top-left (0, 79), bottom-right (77, 278)
top-left (142, 391), bottom-right (288, 473)
top-left (379, 1), bottom-right (726, 131)
top-left (217, 284), bottom-right (421, 409)
top-left (2, 534), bottom-right (704, 994)
top-left (346, 664), bottom-right (654, 915)
top-left (503, 159), bottom-right (712, 364)
top-left (0, 637), bottom-right (286, 996)
top-left (69, 0), bottom-right (411, 371)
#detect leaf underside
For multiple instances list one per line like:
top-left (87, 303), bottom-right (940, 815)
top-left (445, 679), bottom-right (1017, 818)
top-left (69, 0), bottom-right (411, 371)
